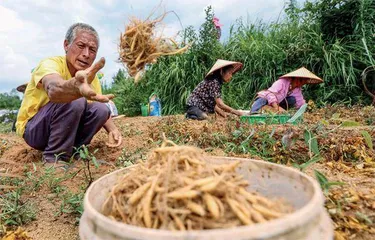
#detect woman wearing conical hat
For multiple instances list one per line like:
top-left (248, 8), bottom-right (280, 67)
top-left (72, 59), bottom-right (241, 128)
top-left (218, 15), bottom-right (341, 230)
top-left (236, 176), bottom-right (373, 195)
top-left (250, 67), bottom-right (323, 113)
top-left (186, 59), bottom-right (244, 120)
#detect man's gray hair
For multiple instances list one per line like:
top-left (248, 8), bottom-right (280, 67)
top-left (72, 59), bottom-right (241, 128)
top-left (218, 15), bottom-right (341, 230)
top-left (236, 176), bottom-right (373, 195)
top-left (65, 23), bottom-right (100, 47)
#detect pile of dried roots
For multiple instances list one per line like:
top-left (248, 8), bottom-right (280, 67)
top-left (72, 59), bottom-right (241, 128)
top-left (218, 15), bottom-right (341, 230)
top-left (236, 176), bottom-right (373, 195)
top-left (119, 13), bottom-right (188, 82)
top-left (102, 141), bottom-right (293, 230)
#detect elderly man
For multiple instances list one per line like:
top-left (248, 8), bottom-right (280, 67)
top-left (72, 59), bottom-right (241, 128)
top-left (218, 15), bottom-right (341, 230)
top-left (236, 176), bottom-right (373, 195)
top-left (16, 23), bottom-right (122, 164)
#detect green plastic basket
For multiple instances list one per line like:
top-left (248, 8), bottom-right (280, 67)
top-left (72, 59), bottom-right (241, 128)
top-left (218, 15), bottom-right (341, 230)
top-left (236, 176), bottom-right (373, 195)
top-left (240, 103), bottom-right (307, 125)
top-left (240, 114), bottom-right (295, 125)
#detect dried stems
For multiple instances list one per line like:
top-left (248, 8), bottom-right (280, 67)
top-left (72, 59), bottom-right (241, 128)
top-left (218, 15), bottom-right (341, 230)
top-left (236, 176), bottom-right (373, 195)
top-left (119, 12), bottom-right (188, 82)
top-left (102, 141), bottom-right (293, 230)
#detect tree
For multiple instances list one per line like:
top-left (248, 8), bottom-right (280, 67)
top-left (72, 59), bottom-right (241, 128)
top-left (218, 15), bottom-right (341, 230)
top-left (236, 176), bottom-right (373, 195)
top-left (112, 69), bottom-right (126, 85)
top-left (0, 91), bottom-right (21, 110)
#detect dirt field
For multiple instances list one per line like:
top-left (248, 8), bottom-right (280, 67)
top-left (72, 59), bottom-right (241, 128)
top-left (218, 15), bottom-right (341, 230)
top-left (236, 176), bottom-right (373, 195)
top-left (0, 105), bottom-right (374, 240)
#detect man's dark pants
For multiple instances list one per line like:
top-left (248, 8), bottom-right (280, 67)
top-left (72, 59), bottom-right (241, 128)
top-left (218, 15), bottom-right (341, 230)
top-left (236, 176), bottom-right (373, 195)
top-left (23, 98), bottom-right (110, 162)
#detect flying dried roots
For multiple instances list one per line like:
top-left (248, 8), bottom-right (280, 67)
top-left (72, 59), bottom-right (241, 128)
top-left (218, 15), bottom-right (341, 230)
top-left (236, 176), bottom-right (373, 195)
top-left (119, 13), bottom-right (189, 82)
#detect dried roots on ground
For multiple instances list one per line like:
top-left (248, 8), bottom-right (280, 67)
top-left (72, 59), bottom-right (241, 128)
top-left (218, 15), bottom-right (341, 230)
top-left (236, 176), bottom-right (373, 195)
top-left (102, 140), bottom-right (293, 230)
top-left (1, 227), bottom-right (32, 240)
top-left (119, 13), bottom-right (188, 82)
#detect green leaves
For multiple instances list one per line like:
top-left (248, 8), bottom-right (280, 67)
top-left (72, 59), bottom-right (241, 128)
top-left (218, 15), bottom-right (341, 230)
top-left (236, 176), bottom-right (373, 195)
top-left (293, 155), bottom-right (321, 172)
top-left (304, 129), bottom-right (320, 156)
top-left (314, 170), bottom-right (345, 194)
top-left (0, 92), bottom-right (21, 110)
top-left (0, 189), bottom-right (36, 226)
top-left (58, 191), bottom-right (84, 224)
top-left (360, 130), bottom-right (373, 150)
top-left (341, 120), bottom-right (361, 127)
top-left (75, 145), bottom-right (100, 188)
top-left (287, 103), bottom-right (307, 124)
top-left (107, 0), bottom-right (374, 116)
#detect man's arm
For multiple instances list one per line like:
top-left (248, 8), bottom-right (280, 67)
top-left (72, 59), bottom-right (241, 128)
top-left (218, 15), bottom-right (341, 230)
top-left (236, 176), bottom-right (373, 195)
top-left (41, 58), bottom-right (113, 103)
top-left (103, 117), bottom-right (117, 133)
top-left (42, 74), bottom-right (82, 102)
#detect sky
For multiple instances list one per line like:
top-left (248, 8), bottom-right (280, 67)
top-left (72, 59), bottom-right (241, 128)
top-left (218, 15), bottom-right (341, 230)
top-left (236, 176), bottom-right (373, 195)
top-left (0, 0), bottom-right (304, 93)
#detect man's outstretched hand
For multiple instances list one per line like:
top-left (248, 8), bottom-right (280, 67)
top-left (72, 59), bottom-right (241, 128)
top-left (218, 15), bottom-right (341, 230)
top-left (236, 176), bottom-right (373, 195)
top-left (75, 57), bottom-right (115, 102)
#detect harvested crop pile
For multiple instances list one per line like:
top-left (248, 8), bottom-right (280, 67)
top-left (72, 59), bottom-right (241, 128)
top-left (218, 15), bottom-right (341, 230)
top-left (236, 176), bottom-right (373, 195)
top-left (102, 140), bottom-right (293, 230)
top-left (1, 227), bottom-right (31, 240)
top-left (119, 13), bottom-right (188, 82)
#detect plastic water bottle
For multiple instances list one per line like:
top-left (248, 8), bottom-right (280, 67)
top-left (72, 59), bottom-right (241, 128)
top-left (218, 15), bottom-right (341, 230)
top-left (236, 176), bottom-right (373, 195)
top-left (149, 93), bottom-right (161, 116)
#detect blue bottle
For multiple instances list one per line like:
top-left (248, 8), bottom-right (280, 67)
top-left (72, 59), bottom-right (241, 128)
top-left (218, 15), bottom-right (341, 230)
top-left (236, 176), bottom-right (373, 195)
top-left (149, 93), bottom-right (161, 116)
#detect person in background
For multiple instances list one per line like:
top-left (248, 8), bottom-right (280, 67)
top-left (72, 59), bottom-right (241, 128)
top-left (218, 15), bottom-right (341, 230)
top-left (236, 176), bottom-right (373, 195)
top-left (250, 67), bottom-right (323, 113)
top-left (186, 59), bottom-right (244, 120)
top-left (96, 71), bottom-right (119, 117)
top-left (213, 17), bottom-right (223, 39)
top-left (16, 23), bottom-right (122, 165)
top-left (10, 82), bottom-right (28, 132)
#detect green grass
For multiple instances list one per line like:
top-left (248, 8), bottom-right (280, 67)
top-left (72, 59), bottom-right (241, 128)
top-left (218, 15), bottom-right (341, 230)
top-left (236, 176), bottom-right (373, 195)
top-left (109, 1), bottom-right (375, 117)
top-left (0, 123), bottom-right (13, 134)
top-left (0, 189), bottom-right (36, 226)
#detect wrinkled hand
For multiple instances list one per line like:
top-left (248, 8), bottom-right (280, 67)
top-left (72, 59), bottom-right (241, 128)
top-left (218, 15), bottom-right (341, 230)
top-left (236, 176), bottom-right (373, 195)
top-left (74, 57), bottom-right (115, 102)
top-left (106, 129), bottom-right (122, 148)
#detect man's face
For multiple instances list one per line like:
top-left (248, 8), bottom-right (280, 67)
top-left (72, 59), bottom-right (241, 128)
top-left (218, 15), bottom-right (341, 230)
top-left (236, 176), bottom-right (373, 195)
top-left (64, 30), bottom-right (98, 72)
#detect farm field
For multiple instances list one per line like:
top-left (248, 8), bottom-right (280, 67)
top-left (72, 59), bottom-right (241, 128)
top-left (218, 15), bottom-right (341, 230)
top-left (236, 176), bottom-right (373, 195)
top-left (0, 105), bottom-right (374, 240)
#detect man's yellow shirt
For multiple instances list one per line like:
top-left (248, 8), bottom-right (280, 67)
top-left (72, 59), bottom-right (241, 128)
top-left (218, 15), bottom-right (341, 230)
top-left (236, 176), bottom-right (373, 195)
top-left (16, 56), bottom-right (102, 136)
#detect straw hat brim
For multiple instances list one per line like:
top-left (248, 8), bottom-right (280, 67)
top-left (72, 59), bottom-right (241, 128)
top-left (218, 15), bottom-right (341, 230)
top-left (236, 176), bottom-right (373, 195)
top-left (16, 83), bottom-right (28, 93)
top-left (206, 59), bottom-right (243, 77)
top-left (281, 67), bottom-right (323, 84)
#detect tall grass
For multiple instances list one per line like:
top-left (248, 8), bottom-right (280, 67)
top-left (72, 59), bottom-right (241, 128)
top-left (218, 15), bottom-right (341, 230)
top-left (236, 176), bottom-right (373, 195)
top-left (111, 0), bottom-right (375, 116)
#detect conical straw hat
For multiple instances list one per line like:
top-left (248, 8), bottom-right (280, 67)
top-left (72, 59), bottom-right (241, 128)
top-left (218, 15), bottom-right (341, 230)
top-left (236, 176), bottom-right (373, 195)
top-left (206, 59), bottom-right (243, 77)
top-left (281, 67), bottom-right (323, 84)
top-left (16, 82), bottom-right (28, 93)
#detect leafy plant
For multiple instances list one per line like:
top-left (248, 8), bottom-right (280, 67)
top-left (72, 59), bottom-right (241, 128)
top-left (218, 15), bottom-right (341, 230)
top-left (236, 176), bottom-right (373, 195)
top-left (42, 167), bottom-right (69, 193)
top-left (224, 127), bottom-right (275, 161)
top-left (304, 129), bottom-right (320, 158)
top-left (0, 189), bottom-right (36, 226)
top-left (360, 130), bottom-right (373, 150)
top-left (74, 145), bottom-right (99, 188)
top-left (117, 147), bottom-right (146, 167)
top-left (57, 191), bottom-right (84, 224)
top-left (293, 155), bottom-right (322, 172)
top-left (314, 169), bottom-right (345, 194)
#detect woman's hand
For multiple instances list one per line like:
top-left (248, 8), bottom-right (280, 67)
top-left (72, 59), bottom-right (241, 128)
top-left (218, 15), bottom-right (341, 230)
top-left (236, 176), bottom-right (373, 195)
top-left (106, 129), bottom-right (122, 148)
top-left (233, 110), bottom-right (245, 116)
top-left (214, 105), bottom-right (227, 118)
top-left (270, 102), bottom-right (286, 113)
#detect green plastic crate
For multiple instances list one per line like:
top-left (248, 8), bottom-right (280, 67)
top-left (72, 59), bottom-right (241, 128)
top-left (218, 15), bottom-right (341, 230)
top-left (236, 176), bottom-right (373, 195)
top-left (240, 103), bottom-right (307, 125)
top-left (240, 114), bottom-right (303, 125)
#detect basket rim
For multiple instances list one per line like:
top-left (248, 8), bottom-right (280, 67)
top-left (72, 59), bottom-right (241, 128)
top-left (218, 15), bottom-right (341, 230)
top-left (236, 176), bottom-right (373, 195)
top-left (82, 157), bottom-right (327, 239)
